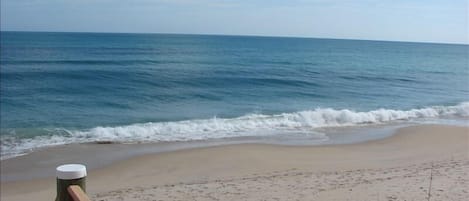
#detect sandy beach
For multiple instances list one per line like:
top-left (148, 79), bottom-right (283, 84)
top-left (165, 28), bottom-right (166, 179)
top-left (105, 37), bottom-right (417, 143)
top-left (2, 1), bottom-right (468, 200)
top-left (1, 124), bottom-right (468, 201)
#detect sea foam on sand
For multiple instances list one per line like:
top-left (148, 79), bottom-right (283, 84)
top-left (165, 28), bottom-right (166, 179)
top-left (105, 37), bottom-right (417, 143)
top-left (2, 102), bottom-right (468, 159)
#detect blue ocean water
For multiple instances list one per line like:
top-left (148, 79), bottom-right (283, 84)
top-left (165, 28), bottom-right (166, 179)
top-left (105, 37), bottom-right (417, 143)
top-left (1, 31), bottom-right (468, 158)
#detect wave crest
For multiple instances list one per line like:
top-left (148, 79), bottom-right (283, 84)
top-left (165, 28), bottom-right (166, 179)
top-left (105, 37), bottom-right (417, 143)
top-left (2, 102), bottom-right (468, 159)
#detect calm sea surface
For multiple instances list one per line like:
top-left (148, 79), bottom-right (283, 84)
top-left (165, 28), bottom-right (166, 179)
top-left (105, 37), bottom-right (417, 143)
top-left (1, 31), bottom-right (468, 158)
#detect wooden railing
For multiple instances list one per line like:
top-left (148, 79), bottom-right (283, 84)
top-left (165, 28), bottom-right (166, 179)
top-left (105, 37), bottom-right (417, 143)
top-left (67, 185), bottom-right (91, 201)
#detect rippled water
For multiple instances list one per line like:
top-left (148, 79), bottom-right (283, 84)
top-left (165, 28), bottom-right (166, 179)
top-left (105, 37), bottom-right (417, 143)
top-left (1, 31), bottom-right (468, 158)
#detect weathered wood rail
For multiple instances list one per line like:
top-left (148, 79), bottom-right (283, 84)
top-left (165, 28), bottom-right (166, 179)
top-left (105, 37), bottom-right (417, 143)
top-left (67, 185), bottom-right (91, 201)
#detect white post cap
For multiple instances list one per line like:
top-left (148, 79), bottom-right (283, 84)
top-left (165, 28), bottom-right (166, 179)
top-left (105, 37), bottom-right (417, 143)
top-left (56, 164), bottom-right (87, 180)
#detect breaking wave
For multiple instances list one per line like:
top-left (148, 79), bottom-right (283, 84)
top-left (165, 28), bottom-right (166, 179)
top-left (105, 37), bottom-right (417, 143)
top-left (2, 102), bottom-right (468, 159)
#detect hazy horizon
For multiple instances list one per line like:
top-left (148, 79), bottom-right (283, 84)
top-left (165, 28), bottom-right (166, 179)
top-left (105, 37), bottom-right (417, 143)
top-left (2, 30), bottom-right (468, 46)
top-left (1, 0), bottom-right (468, 44)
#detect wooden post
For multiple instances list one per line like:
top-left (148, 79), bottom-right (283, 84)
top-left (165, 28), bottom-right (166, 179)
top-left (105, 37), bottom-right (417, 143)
top-left (55, 164), bottom-right (87, 201)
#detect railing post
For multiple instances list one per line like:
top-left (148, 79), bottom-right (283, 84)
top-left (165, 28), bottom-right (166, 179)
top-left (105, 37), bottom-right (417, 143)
top-left (55, 164), bottom-right (87, 201)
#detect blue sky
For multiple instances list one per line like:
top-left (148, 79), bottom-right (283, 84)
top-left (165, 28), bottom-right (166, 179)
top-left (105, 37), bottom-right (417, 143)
top-left (1, 0), bottom-right (467, 44)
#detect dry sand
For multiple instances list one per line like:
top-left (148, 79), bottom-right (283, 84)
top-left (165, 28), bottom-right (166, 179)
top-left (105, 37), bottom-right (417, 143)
top-left (1, 125), bottom-right (468, 201)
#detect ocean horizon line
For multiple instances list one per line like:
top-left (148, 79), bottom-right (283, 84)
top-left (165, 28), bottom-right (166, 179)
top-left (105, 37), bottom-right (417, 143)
top-left (1, 30), bottom-right (467, 46)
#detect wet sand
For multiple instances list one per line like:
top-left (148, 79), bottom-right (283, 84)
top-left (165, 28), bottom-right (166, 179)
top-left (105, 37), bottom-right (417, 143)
top-left (1, 125), bottom-right (468, 201)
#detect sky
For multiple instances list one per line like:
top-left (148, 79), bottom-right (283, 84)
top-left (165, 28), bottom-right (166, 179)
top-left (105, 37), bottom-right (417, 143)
top-left (1, 0), bottom-right (468, 44)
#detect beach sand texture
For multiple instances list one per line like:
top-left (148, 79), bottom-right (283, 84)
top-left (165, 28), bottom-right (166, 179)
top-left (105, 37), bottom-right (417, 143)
top-left (1, 125), bottom-right (468, 201)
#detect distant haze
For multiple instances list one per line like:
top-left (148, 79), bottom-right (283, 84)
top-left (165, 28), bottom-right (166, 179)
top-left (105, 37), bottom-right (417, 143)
top-left (1, 0), bottom-right (468, 44)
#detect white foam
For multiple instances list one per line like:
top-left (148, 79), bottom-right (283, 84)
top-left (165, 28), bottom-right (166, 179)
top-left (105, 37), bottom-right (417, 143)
top-left (2, 102), bottom-right (469, 159)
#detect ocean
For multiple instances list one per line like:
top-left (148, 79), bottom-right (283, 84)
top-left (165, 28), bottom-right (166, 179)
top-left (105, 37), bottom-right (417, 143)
top-left (1, 31), bottom-right (468, 159)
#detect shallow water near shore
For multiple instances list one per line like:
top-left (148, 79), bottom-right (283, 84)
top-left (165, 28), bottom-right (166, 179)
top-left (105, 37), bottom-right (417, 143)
top-left (3, 124), bottom-right (468, 201)
top-left (0, 122), bottom-right (453, 182)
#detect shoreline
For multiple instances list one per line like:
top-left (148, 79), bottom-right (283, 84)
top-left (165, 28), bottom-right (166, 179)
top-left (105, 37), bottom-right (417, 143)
top-left (2, 102), bottom-right (468, 161)
top-left (1, 124), bottom-right (468, 201)
top-left (1, 123), bottom-right (407, 182)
